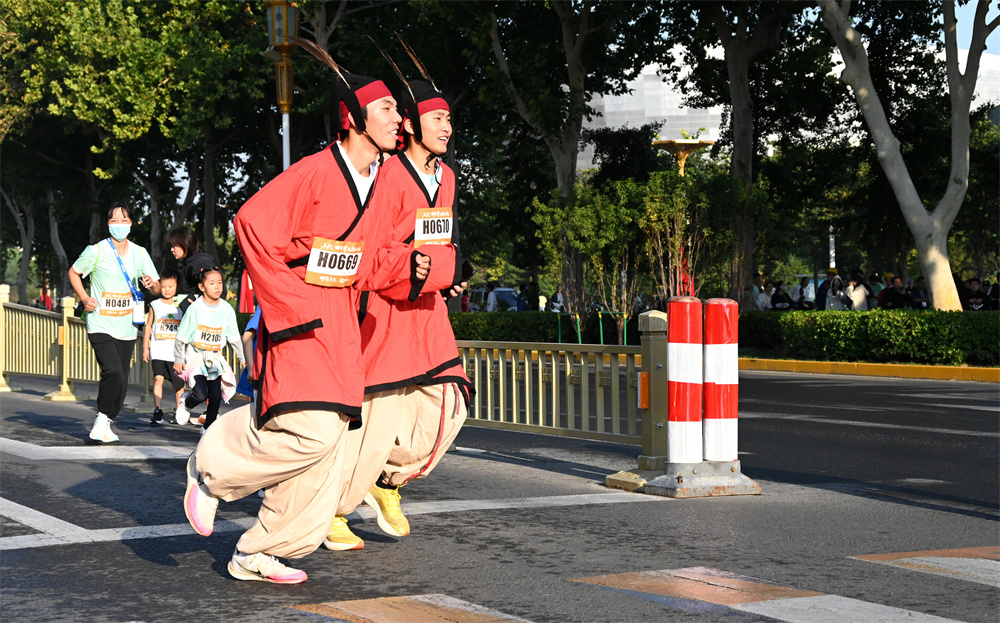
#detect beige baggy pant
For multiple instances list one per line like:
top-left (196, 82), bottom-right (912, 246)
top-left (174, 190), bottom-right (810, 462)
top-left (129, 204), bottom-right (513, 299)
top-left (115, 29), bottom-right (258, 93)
top-left (196, 404), bottom-right (350, 559)
top-left (337, 383), bottom-right (467, 515)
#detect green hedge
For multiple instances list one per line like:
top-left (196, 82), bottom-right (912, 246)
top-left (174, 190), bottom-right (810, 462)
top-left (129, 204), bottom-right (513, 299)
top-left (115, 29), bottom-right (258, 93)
top-left (449, 311), bottom-right (563, 342)
top-left (241, 306), bottom-right (997, 366)
top-left (740, 310), bottom-right (999, 366)
top-left (449, 310), bottom-right (639, 344)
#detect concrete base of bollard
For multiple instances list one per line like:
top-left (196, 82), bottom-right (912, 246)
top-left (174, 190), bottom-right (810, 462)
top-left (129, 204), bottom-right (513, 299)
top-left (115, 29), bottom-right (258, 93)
top-left (43, 383), bottom-right (77, 402)
top-left (605, 469), bottom-right (660, 492)
top-left (643, 460), bottom-right (760, 498)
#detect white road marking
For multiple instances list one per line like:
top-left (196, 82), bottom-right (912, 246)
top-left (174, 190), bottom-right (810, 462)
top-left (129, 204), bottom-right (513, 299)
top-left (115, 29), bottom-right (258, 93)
top-left (0, 491), bottom-right (665, 551)
top-left (736, 594), bottom-right (961, 622)
top-left (905, 393), bottom-right (1000, 404)
top-left (739, 412), bottom-right (999, 438)
top-left (864, 488), bottom-right (1000, 517)
top-left (0, 437), bottom-right (194, 461)
top-left (895, 478), bottom-right (950, 485)
top-left (858, 556), bottom-right (1000, 588)
top-left (411, 594), bottom-right (536, 623)
top-left (921, 402), bottom-right (999, 413)
top-left (0, 497), bottom-right (90, 540)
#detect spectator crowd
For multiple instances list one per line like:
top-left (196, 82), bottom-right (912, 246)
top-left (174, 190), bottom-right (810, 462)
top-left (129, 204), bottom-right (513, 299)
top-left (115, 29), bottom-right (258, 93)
top-left (752, 269), bottom-right (1000, 312)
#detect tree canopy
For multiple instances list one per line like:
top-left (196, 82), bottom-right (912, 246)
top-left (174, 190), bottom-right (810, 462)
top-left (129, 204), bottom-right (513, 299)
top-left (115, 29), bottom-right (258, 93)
top-left (1, 0), bottom-right (996, 324)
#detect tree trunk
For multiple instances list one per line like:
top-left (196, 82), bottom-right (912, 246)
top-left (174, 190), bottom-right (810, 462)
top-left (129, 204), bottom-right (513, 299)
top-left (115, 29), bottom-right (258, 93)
top-left (1, 189), bottom-right (35, 304)
top-left (913, 224), bottom-right (960, 310)
top-left (166, 155), bottom-right (201, 249)
top-left (46, 188), bottom-right (71, 299)
top-left (725, 48), bottom-right (755, 184)
top-left (135, 166), bottom-right (164, 269)
top-left (710, 3), bottom-right (795, 310)
top-left (820, 0), bottom-right (995, 310)
top-left (83, 153), bottom-right (104, 244)
top-left (485, 2), bottom-right (598, 315)
top-left (202, 130), bottom-right (218, 262)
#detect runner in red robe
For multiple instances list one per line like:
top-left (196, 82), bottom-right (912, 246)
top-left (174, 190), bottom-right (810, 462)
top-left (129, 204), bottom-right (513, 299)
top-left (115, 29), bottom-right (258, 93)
top-left (182, 69), bottom-right (430, 584)
top-left (325, 80), bottom-right (473, 551)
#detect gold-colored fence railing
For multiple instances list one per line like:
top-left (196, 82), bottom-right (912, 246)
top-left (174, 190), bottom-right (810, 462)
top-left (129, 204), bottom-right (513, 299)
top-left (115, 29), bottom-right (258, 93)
top-left (1, 285), bottom-right (644, 442)
top-left (456, 341), bottom-right (643, 443)
top-left (0, 286), bottom-right (242, 402)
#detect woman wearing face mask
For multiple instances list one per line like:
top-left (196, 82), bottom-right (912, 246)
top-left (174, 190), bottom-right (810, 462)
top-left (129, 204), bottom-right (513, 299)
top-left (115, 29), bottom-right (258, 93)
top-left (166, 226), bottom-right (219, 312)
top-left (69, 202), bottom-right (161, 443)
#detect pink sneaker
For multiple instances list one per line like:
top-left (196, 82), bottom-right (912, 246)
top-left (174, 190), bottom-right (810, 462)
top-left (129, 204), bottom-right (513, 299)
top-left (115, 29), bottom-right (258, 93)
top-left (228, 550), bottom-right (307, 584)
top-left (183, 453), bottom-right (218, 536)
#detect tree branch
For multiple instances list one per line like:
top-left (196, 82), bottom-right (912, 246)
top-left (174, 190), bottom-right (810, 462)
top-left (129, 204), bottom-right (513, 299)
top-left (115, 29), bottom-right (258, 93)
top-left (485, 8), bottom-right (548, 140)
top-left (1, 187), bottom-right (27, 241)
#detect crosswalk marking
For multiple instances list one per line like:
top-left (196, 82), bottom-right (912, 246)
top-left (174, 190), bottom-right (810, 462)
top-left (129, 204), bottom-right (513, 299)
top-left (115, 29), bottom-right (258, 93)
top-left (0, 437), bottom-right (194, 461)
top-left (736, 594), bottom-right (960, 623)
top-left (853, 546), bottom-right (1000, 587)
top-left (0, 491), bottom-right (664, 551)
top-left (571, 566), bottom-right (963, 622)
top-left (291, 594), bottom-right (534, 623)
top-left (571, 567), bottom-right (819, 605)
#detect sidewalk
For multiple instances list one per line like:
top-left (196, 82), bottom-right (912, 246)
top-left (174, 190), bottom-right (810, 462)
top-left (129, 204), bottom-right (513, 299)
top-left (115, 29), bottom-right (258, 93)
top-left (740, 358), bottom-right (999, 382)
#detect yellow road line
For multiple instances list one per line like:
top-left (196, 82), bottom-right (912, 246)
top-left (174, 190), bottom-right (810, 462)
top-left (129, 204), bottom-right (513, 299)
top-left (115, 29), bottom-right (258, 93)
top-left (740, 358), bottom-right (1000, 382)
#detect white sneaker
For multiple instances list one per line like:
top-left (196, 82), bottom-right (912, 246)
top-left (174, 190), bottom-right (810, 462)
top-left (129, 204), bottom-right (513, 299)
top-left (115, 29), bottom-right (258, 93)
top-left (175, 393), bottom-right (191, 425)
top-left (228, 549), bottom-right (307, 584)
top-left (88, 413), bottom-right (118, 443)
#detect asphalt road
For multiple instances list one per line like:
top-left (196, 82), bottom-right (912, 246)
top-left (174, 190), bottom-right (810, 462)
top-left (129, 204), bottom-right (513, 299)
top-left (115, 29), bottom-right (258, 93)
top-left (1, 371), bottom-right (997, 623)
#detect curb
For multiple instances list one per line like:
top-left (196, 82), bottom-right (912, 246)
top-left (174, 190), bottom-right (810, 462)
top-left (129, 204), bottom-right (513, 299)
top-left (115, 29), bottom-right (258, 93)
top-left (739, 358), bottom-right (1000, 383)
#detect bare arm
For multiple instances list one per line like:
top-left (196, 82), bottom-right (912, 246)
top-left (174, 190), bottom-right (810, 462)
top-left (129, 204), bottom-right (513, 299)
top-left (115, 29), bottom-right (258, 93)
top-left (241, 330), bottom-right (256, 374)
top-left (142, 309), bottom-right (154, 362)
top-left (68, 268), bottom-right (97, 312)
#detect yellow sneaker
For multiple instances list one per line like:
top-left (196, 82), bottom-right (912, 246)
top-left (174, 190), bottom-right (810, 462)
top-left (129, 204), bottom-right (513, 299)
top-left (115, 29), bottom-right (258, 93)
top-left (322, 515), bottom-right (364, 551)
top-left (364, 484), bottom-right (410, 537)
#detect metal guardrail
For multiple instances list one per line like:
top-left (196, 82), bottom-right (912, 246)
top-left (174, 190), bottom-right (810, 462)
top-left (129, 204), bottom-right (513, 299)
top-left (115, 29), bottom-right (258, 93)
top-left (457, 341), bottom-right (642, 443)
top-left (0, 286), bottom-right (242, 402)
top-left (1, 285), bottom-right (643, 442)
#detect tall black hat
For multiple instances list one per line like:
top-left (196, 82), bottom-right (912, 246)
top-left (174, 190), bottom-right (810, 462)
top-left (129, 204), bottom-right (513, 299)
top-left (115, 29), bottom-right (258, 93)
top-left (396, 80), bottom-right (449, 143)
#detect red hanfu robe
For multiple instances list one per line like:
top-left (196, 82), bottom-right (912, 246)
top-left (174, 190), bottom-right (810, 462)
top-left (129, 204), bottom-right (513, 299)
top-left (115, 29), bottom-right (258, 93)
top-left (234, 146), bottom-right (414, 426)
top-left (359, 153), bottom-right (472, 398)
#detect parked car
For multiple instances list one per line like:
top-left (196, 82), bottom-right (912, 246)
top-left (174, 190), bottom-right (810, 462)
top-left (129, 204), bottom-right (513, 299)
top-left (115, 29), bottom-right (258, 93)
top-left (468, 286), bottom-right (519, 311)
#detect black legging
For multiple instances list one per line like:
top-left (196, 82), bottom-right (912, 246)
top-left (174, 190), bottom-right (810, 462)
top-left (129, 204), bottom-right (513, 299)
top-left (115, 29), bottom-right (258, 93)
top-left (88, 333), bottom-right (135, 419)
top-left (187, 375), bottom-right (222, 428)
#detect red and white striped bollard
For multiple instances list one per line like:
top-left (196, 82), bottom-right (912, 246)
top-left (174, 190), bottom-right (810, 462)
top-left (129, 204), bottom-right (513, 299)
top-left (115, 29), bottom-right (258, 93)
top-left (666, 296), bottom-right (703, 464)
top-left (703, 298), bottom-right (739, 461)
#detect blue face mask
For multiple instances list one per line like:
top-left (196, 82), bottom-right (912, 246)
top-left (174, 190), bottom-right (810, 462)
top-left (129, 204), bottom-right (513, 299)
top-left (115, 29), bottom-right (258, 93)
top-left (108, 224), bottom-right (131, 241)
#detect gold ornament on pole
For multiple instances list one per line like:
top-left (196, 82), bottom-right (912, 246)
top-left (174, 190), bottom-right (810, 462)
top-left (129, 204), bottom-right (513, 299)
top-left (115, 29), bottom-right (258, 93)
top-left (264, 1), bottom-right (298, 169)
top-left (652, 138), bottom-right (715, 177)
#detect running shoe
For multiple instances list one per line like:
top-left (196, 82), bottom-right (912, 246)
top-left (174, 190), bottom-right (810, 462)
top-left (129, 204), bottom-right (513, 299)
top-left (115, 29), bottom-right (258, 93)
top-left (228, 550), bottom-right (307, 584)
top-left (322, 515), bottom-right (364, 551)
top-left (174, 393), bottom-right (191, 425)
top-left (150, 408), bottom-right (164, 427)
top-left (89, 413), bottom-right (119, 443)
top-left (183, 453), bottom-right (218, 537)
top-left (364, 484), bottom-right (410, 537)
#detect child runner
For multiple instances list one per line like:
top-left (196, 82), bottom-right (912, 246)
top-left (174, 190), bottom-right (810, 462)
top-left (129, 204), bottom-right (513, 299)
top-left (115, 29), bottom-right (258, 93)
top-left (173, 267), bottom-right (245, 430)
top-left (143, 268), bottom-right (185, 426)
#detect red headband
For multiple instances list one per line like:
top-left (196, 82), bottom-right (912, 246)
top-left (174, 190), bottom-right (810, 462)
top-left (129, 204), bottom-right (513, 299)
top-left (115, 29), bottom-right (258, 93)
top-left (339, 80), bottom-right (393, 131)
top-left (417, 97), bottom-right (449, 117)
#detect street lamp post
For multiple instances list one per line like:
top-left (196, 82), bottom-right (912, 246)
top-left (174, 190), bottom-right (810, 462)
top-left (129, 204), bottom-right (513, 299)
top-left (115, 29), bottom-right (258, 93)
top-left (264, 0), bottom-right (298, 171)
